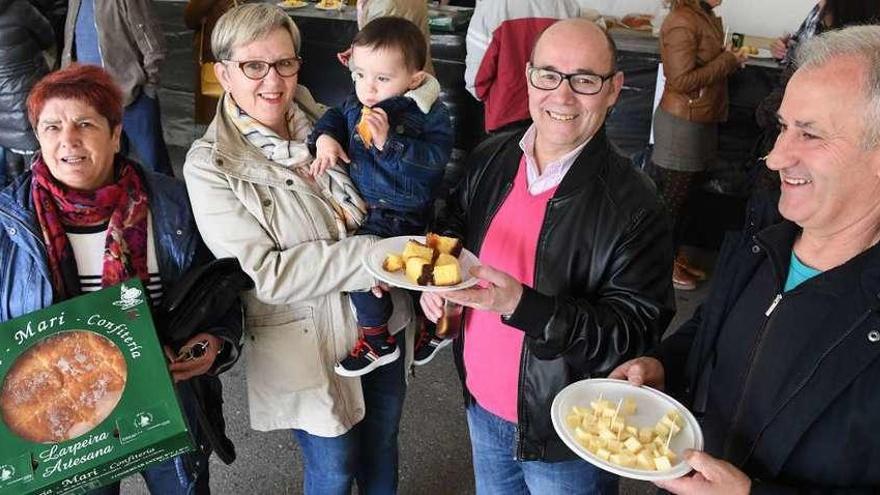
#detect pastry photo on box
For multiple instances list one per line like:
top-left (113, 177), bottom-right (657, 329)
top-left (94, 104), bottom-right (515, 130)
top-left (0, 280), bottom-right (194, 495)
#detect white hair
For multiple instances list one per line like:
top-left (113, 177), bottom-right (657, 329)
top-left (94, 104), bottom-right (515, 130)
top-left (795, 25), bottom-right (880, 150)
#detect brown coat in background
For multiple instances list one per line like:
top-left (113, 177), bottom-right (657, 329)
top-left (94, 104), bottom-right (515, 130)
top-left (659, 2), bottom-right (739, 123)
top-left (185, 0), bottom-right (236, 125)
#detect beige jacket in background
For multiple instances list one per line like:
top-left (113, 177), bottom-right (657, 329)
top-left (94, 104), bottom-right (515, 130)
top-left (359, 0), bottom-right (434, 74)
top-left (62, 0), bottom-right (166, 106)
top-left (183, 86), bottom-right (413, 436)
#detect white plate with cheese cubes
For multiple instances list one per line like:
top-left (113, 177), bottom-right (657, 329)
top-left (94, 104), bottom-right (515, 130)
top-left (363, 235), bottom-right (481, 292)
top-left (551, 378), bottom-right (704, 481)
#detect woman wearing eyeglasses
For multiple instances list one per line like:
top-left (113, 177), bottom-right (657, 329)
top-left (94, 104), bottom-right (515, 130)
top-left (652, 0), bottom-right (747, 290)
top-left (183, 4), bottom-right (413, 494)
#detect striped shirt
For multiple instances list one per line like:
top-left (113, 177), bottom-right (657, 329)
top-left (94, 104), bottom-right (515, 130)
top-left (66, 215), bottom-right (163, 305)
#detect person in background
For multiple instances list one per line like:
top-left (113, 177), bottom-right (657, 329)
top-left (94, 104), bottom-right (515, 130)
top-left (30, 0), bottom-right (66, 67)
top-left (62, 0), bottom-right (174, 176)
top-left (650, 0), bottom-right (746, 291)
top-left (612, 25), bottom-right (880, 494)
top-left (422, 18), bottom-right (674, 494)
top-left (0, 0), bottom-right (53, 185)
top-left (464, 0), bottom-right (580, 133)
top-left (184, 0), bottom-right (237, 126)
top-left (755, 0), bottom-right (880, 193)
top-left (309, 16), bottom-right (453, 376)
top-left (184, 5), bottom-right (414, 494)
top-left (1, 64), bottom-right (242, 495)
top-left (769, 0), bottom-right (825, 65)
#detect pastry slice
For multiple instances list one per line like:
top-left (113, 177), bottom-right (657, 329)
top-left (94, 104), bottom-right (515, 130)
top-left (432, 255), bottom-right (461, 286)
top-left (402, 240), bottom-right (436, 263)
top-left (426, 233), bottom-right (463, 257)
top-left (405, 257), bottom-right (433, 285)
top-left (382, 253), bottom-right (405, 272)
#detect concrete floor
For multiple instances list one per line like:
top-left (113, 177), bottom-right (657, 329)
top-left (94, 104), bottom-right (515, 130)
top-left (117, 2), bottom-right (714, 493)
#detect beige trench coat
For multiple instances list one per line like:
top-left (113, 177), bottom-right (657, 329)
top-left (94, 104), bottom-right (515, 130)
top-left (183, 87), bottom-right (413, 436)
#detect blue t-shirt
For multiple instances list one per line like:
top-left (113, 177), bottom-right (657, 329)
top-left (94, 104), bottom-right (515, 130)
top-left (74, 0), bottom-right (103, 66)
top-left (784, 251), bottom-right (822, 292)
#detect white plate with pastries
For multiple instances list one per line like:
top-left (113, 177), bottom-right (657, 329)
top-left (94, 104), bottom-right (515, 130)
top-left (277, 0), bottom-right (308, 8)
top-left (551, 378), bottom-right (704, 481)
top-left (314, 0), bottom-right (345, 10)
top-left (363, 234), bottom-right (481, 292)
top-left (746, 47), bottom-right (774, 59)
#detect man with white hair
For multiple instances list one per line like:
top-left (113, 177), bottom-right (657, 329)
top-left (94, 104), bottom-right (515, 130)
top-left (613, 24), bottom-right (880, 494)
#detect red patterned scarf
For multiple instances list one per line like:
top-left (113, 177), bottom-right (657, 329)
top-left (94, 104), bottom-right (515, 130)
top-left (31, 155), bottom-right (151, 300)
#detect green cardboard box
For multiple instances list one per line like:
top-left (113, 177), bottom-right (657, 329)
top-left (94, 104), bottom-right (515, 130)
top-left (0, 280), bottom-right (193, 495)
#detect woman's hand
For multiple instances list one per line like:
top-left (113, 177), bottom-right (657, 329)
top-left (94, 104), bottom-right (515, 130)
top-left (654, 450), bottom-right (751, 495)
top-left (363, 107), bottom-right (390, 151)
top-left (608, 357), bottom-right (666, 390)
top-left (420, 292), bottom-right (445, 323)
top-left (165, 333), bottom-right (223, 382)
top-left (770, 34), bottom-right (790, 60)
top-left (727, 46), bottom-right (749, 68)
top-left (311, 134), bottom-right (350, 176)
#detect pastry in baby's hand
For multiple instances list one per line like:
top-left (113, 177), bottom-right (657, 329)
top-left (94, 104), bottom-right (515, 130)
top-left (357, 106), bottom-right (373, 148)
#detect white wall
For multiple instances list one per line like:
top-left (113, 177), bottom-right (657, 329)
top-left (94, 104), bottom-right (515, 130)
top-left (575, 0), bottom-right (816, 38)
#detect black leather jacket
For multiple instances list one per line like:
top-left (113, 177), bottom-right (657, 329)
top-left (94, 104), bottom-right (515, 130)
top-left (435, 127), bottom-right (675, 461)
top-left (0, 0), bottom-right (52, 151)
top-left (657, 203), bottom-right (880, 492)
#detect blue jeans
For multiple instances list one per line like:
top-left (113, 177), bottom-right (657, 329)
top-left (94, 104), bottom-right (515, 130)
top-left (122, 90), bottom-right (173, 176)
top-left (466, 402), bottom-right (618, 495)
top-left (88, 382), bottom-right (211, 495)
top-left (292, 332), bottom-right (407, 495)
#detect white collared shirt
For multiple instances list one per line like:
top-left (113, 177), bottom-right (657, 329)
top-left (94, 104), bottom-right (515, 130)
top-left (518, 124), bottom-right (592, 195)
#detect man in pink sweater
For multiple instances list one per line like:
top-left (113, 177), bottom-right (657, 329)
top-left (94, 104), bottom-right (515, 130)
top-left (423, 19), bottom-right (674, 494)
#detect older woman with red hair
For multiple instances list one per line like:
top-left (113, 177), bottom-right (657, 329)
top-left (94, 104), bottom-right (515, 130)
top-left (0, 64), bottom-right (242, 494)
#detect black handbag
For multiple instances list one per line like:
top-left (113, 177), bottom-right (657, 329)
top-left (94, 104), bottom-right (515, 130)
top-left (159, 257), bottom-right (253, 348)
top-left (158, 257), bottom-right (253, 465)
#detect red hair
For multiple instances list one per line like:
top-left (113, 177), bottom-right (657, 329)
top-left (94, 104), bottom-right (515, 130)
top-left (27, 64), bottom-right (124, 130)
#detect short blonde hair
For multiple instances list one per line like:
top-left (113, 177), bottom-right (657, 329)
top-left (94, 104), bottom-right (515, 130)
top-left (212, 3), bottom-right (302, 61)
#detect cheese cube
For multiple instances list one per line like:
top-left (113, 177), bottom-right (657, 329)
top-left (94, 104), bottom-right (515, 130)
top-left (566, 414), bottom-right (581, 429)
top-left (610, 453), bottom-right (636, 468)
top-left (638, 427), bottom-right (655, 444)
top-left (654, 455), bottom-right (673, 471)
top-left (655, 422), bottom-right (670, 438)
top-left (598, 428), bottom-right (617, 440)
top-left (664, 410), bottom-right (684, 427)
top-left (621, 398), bottom-right (637, 416)
top-left (596, 448), bottom-right (611, 461)
top-left (623, 436), bottom-right (643, 454)
top-left (660, 416), bottom-right (683, 434)
top-left (590, 399), bottom-right (612, 412)
top-left (636, 452), bottom-right (655, 470)
top-left (574, 426), bottom-right (593, 442)
top-left (606, 440), bottom-right (623, 454)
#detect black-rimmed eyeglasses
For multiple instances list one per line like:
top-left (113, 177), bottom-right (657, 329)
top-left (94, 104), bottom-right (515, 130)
top-left (224, 57), bottom-right (303, 80)
top-left (527, 66), bottom-right (615, 95)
